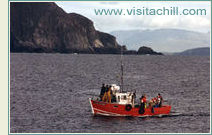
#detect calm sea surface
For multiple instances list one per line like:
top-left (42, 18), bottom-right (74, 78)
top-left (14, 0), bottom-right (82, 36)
top-left (10, 53), bottom-right (210, 133)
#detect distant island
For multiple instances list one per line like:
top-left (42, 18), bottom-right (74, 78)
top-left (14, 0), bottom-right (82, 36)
top-left (123, 46), bottom-right (163, 55)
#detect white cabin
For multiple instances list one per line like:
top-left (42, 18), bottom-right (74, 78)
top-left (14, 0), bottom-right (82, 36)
top-left (115, 92), bottom-right (134, 105)
top-left (111, 84), bottom-right (134, 105)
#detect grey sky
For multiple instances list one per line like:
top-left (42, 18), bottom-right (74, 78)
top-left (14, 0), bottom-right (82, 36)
top-left (56, 1), bottom-right (211, 33)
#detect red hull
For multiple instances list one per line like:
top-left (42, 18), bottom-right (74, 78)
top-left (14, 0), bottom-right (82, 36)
top-left (89, 98), bottom-right (171, 117)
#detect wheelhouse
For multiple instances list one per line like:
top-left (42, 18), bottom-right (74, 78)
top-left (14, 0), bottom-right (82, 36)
top-left (115, 92), bottom-right (134, 105)
top-left (110, 84), bottom-right (134, 105)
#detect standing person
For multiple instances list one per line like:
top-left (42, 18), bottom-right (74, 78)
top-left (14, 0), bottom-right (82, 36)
top-left (152, 97), bottom-right (158, 107)
top-left (106, 86), bottom-right (112, 103)
top-left (143, 94), bottom-right (147, 108)
top-left (157, 93), bottom-right (163, 107)
top-left (102, 85), bottom-right (109, 102)
top-left (150, 97), bottom-right (157, 113)
top-left (139, 94), bottom-right (147, 114)
top-left (131, 92), bottom-right (136, 107)
top-left (100, 84), bottom-right (106, 101)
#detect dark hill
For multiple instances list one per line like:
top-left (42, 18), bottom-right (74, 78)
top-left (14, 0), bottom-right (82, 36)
top-left (138, 46), bottom-right (163, 55)
top-left (10, 2), bottom-right (121, 54)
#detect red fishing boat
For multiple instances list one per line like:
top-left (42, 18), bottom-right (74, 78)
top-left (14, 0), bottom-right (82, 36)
top-left (89, 49), bottom-right (171, 117)
top-left (89, 84), bottom-right (171, 117)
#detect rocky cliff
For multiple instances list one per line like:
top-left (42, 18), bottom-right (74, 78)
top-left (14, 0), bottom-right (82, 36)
top-left (10, 2), bottom-right (121, 53)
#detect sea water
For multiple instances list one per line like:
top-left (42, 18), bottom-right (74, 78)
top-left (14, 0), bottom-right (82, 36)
top-left (10, 53), bottom-right (210, 133)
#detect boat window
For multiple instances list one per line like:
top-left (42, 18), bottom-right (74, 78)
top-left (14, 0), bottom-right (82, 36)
top-left (121, 95), bottom-right (127, 100)
top-left (118, 96), bottom-right (120, 102)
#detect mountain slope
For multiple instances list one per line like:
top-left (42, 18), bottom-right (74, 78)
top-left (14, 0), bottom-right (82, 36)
top-left (10, 2), bottom-right (121, 53)
top-left (175, 47), bottom-right (210, 56)
top-left (111, 29), bottom-right (210, 52)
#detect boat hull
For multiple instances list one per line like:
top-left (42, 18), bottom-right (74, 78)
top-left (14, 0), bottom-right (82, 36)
top-left (89, 98), bottom-right (171, 117)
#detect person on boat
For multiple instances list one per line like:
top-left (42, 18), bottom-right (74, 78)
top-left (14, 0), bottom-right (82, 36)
top-left (131, 92), bottom-right (136, 107)
top-left (152, 97), bottom-right (157, 105)
top-left (139, 95), bottom-right (147, 114)
top-left (111, 88), bottom-right (116, 103)
top-left (149, 97), bottom-right (157, 113)
top-left (100, 83), bottom-right (106, 101)
top-left (152, 97), bottom-right (160, 108)
top-left (143, 94), bottom-right (147, 108)
top-left (149, 97), bottom-right (156, 107)
top-left (157, 93), bottom-right (163, 107)
top-left (102, 85), bottom-right (112, 103)
top-left (102, 85), bottom-right (109, 102)
top-left (107, 86), bottom-right (112, 103)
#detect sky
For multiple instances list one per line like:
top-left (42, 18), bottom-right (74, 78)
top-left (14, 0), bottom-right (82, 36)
top-left (55, 2), bottom-right (211, 33)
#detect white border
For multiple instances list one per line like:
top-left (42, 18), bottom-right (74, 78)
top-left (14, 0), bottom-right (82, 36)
top-left (8, 1), bottom-right (211, 134)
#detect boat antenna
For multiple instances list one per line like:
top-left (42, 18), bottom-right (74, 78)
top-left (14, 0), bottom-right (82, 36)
top-left (121, 46), bottom-right (124, 92)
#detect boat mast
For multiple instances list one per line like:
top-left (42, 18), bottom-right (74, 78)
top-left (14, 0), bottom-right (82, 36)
top-left (121, 46), bottom-right (124, 92)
